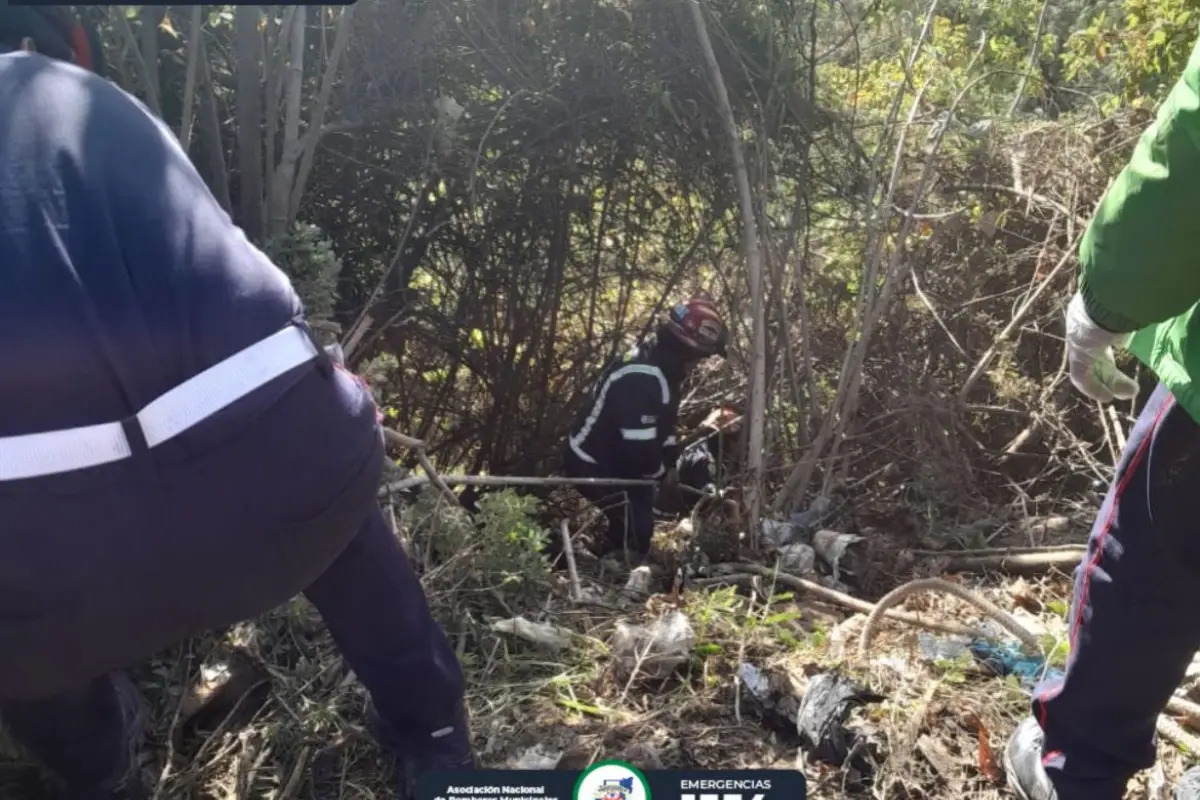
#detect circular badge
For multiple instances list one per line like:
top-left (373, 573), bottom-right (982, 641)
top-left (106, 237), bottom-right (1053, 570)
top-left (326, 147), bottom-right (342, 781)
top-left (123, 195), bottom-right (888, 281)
top-left (573, 760), bottom-right (652, 800)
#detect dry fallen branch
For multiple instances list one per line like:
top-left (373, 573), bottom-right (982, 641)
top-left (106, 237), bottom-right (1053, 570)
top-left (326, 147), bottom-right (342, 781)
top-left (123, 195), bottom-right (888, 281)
top-left (905, 544), bottom-right (1086, 557)
top-left (379, 474), bottom-right (661, 496)
top-left (381, 428), bottom-right (459, 506)
top-left (711, 563), bottom-right (981, 638)
top-left (560, 520), bottom-right (582, 601)
top-left (936, 549), bottom-right (1086, 575)
top-left (859, 577), bottom-right (1042, 657)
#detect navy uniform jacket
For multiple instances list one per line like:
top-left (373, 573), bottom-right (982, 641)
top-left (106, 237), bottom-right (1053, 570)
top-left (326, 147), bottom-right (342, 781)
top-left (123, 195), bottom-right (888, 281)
top-left (567, 340), bottom-right (682, 479)
top-left (0, 52), bottom-right (303, 437)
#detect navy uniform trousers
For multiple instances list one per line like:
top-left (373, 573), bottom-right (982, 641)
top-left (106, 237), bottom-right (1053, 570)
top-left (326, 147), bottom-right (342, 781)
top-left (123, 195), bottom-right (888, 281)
top-left (562, 447), bottom-right (655, 557)
top-left (0, 361), bottom-right (465, 791)
top-left (1033, 383), bottom-right (1200, 798)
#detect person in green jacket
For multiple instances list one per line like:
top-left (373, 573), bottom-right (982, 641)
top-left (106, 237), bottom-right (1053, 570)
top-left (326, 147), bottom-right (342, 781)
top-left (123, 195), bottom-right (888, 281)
top-left (1004, 30), bottom-right (1200, 800)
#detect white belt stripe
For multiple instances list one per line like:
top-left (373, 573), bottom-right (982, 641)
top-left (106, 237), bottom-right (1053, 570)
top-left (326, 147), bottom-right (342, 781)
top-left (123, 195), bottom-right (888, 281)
top-left (620, 426), bottom-right (657, 441)
top-left (0, 324), bottom-right (320, 481)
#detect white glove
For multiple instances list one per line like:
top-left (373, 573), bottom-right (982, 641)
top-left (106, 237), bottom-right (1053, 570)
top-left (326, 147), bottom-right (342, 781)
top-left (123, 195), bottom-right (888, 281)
top-left (1065, 291), bottom-right (1138, 403)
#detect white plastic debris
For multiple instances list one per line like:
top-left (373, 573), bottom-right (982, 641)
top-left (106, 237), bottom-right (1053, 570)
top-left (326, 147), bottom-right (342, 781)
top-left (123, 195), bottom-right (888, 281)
top-left (623, 565), bottom-right (653, 595)
top-left (738, 662), bottom-right (771, 702)
top-left (434, 94), bottom-right (464, 124)
top-left (510, 744), bottom-right (564, 769)
top-left (611, 610), bottom-right (696, 679)
top-left (812, 530), bottom-right (864, 582)
top-left (965, 118), bottom-right (995, 139)
top-left (490, 616), bottom-right (572, 651)
top-left (760, 518), bottom-right (800, 551)
top-left (777, 543), bottom-right (816, 574)
top-left (918, 632), bottom-right (972, 662)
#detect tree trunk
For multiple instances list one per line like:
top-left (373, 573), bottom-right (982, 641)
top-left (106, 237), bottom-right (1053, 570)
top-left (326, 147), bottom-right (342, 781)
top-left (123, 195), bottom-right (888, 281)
top-left (685, 0), bottom-right (768, 540)
top-left (197, 34), bottom-right (231, 212)
top-left (267, 6), bottom-right (306, 239)
top-left (235, 6), bottom-right (265, 241)
top-left (289, 4), bottom-right (358, 221)
top-left (177, 5), bottom-right (203, 152)
top-left (138, 7), bottom-right (163, 116)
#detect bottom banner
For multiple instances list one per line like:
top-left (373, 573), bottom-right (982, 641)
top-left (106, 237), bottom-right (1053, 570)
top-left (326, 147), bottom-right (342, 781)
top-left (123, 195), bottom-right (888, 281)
top-left (417, 762), bottom-right (807, 800)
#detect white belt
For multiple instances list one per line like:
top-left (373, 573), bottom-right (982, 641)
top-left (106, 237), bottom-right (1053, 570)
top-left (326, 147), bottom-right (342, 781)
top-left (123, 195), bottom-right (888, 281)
top-left (0, 324), bottom-right (320, 482)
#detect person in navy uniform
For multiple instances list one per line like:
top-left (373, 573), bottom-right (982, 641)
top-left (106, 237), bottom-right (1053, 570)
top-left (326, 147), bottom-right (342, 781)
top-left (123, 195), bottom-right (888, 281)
top-left (0, 9), bottom-right (472, 798)
top-left (564, 299), bottom-right (728, 559)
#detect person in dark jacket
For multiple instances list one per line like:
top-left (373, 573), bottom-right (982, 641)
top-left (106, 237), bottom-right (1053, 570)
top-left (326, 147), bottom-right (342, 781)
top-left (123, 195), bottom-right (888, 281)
top-left (0, 11), bottom-right (471, 799)
top-left (564, 299), bottom-right (728, 558)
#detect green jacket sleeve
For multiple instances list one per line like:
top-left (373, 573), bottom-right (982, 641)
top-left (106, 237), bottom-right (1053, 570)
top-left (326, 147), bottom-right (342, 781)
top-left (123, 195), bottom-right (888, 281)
top-left (1078, 31), bottom-right (1200, 334)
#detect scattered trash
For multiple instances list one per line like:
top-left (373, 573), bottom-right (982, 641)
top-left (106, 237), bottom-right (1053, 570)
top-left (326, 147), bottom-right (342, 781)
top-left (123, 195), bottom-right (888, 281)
top-left (175, 650), bottom-right (270, 753)
top-left (917, 630), bottom-right (1062, 689)
top-left (624, 565), bottom-right (653, 596)
top-left (611, 610), bottom-right (695, 679)
top-left (812, 530), bottom-right (864, 583)
top-left (759, 518), bottom-right (801, 551)
top-left (509, 744), bottom-right (564, 769)
top-left (736, 661), bottom-right (803, 735)
top-left (738, 662), bottom-right (771, 702)
top-left (795, 672), bottom-right (884, 769)
top-left (777, 543), bottom-right (816, 574)
top-left (968, 639), bottom-right (1061, 687)
top-left (490, 617), bottom-right (572, 651)
top-left (918, 632), bottom-right (972, 662)
top-left (434, 94), bottom-right (465, 124)
top-left (790, 496), bottom-right (833, 533)
top-left (965, 118), bottom-right (995, 139)
top-left (178, 652), bottom-right (269, 724)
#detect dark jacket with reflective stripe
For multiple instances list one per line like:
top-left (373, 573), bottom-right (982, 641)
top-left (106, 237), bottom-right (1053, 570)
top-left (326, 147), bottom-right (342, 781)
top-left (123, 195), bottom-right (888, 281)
top-left (568, 339), bottom-right (682, 479)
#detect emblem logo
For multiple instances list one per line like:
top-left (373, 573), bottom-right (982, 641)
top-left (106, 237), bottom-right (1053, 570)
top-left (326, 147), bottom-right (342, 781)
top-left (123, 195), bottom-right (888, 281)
top-left (573, 761), bottom-right (651, 800)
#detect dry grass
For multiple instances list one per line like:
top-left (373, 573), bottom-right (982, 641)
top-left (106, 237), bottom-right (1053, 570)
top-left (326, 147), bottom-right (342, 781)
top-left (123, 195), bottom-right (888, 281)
top-left (1, 501), bottom-right (1196, 800)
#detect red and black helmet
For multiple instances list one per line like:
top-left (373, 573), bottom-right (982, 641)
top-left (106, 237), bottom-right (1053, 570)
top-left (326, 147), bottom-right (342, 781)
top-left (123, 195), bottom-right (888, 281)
top-left (0, 7), bottom-right (104, 76)
top-left (662, 297), bottom-right (728, 358)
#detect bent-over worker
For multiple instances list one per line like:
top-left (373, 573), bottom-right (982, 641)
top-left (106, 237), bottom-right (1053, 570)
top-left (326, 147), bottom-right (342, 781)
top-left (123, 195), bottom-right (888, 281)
top-left (0, 9), bottom-right (472, 799)
top-left (1005, 30), bottom-right (1200, 800)
top-left (563, 299), bottom-right (728, 558)
top-left (653, 406), bottom-right (741, 517)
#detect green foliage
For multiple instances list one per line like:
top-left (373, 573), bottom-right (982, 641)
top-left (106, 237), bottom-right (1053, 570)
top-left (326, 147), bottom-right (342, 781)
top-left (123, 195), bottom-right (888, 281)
top-left (406, 489), bottom-right (551, 606)
top-left (932, 652), bottom-right (974, 684)
top-left (1040, 634), bottom-right (1070, 668)
top-left (475, 491), bottom-right (552, 596)
top-left (263, 223), bottom-right (342, 324)
top-left (1064, 0), bottom-right (1199, 105)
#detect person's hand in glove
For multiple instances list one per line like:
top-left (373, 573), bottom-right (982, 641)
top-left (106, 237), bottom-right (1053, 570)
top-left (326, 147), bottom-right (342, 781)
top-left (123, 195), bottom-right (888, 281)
top-left (1065, 291), bottom-right (1139, 403)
